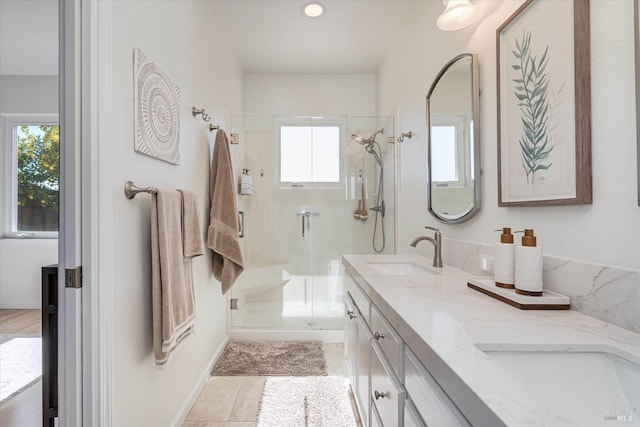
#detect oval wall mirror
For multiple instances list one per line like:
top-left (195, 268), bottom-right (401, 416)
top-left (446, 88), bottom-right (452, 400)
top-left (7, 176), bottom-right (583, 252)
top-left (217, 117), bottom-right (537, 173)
top-left (426, 53), bottom-right (481, 223)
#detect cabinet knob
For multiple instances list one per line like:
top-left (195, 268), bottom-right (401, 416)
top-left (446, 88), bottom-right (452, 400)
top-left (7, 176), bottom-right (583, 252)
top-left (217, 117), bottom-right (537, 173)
top-left (347, 310), bottom-right (356, 320)
top-left (374, 332), bottom-right (385, 341)
top-left (374, 390), bottom-right (386, 400)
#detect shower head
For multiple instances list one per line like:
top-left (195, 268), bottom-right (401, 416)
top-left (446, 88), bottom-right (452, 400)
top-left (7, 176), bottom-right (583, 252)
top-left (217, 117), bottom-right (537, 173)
top-left (351, 128), bottom-right (384, 146)
top-left (352, 129), bottom-right (384, 168)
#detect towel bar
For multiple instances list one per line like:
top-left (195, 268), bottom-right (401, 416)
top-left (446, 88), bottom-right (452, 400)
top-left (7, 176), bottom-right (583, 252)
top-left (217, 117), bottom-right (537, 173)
top-left (124, 181), bottom-right (158, 199)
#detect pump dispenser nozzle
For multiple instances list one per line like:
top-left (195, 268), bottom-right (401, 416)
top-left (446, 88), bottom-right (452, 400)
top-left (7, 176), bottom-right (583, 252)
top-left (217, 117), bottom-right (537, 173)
top-left (495, 227), bottom-right (514, 244)
top-left (521, 229), bottom-right (537, 247)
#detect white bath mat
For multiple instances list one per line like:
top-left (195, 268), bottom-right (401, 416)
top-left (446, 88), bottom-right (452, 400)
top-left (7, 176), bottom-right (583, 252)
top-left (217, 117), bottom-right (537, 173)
top-left (0, 337), bottom-right (42, 403)
top-left (257, 376), bottom-right (357, 426)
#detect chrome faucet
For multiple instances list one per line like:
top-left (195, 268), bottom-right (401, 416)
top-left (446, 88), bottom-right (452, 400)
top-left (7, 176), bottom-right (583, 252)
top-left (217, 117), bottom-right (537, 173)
top-left (410, 226), bottom-right (443, 268)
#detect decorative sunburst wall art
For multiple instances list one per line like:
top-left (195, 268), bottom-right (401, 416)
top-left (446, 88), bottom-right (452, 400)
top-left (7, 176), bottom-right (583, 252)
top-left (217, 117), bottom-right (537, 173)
top-left (134, 48), bottom-right (181, 165)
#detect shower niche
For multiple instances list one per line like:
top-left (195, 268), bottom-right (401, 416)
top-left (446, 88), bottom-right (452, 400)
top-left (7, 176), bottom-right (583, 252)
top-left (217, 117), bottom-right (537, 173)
top-left (228, 115), bottom-right (396, 334)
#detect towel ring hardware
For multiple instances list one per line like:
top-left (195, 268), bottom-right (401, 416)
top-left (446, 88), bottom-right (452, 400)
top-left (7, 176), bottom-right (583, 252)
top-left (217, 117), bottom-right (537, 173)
top-left (397, 131), bottom-right (413, 143)
top-left (193, 106), bottom-right (223, 133)
top-left (191, 107), bottom-right (211, 122)
top-left (124, 180), bottom-right (158, 199)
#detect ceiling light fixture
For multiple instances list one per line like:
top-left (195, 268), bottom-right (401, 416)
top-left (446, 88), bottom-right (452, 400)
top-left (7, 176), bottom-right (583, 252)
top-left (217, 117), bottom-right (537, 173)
top-left (303, 2), bottom-right (325, 18)
top-left (436, 0), bottom-right (478, 31)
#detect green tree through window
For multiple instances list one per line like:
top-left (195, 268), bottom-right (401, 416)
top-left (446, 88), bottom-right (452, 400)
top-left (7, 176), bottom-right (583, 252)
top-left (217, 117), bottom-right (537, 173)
top-left (16, 124), bottom-right (60, 231)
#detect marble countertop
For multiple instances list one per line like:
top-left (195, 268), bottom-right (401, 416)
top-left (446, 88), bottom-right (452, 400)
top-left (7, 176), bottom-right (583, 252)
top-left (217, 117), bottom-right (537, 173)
top-left (342, 254), bottom-right (640, 427)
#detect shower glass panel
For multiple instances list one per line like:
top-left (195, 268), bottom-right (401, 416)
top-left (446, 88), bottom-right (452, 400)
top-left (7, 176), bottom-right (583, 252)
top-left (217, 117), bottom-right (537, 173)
top-left (230, 115), bottom-right (395, 331)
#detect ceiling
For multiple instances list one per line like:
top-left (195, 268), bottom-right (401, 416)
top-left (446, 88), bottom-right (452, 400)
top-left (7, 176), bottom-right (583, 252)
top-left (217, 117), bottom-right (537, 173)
top-left (0, 0), bottom-right (430, 76)
top-left (213, 0), bottom-right (424, 74)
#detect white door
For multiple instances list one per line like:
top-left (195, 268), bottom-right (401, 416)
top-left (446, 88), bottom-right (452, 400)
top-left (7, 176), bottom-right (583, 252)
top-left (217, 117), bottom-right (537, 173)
top-left (58, 0), bottom-right (83, 425)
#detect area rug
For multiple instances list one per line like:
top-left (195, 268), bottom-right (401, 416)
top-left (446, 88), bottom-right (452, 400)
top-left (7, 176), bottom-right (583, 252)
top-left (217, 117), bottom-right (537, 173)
top-left (212, 340), bottom-right (327, 376)
top-left (256, 376), bottom-right (356, 426)
top-left (0, 337), bottom-right (42, 403)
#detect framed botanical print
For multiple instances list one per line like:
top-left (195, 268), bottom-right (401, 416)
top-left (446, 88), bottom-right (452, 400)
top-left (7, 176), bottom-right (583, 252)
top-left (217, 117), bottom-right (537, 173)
top-left (497, 0), bottom-right (592, 206)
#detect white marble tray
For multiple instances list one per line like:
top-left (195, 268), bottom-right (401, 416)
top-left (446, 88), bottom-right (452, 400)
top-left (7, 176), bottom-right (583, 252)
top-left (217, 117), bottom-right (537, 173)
top-left (467, 276), bottom-right (570, 310)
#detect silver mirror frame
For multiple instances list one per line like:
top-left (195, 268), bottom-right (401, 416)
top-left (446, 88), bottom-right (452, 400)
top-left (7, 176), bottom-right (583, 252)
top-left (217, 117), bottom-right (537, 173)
top-left (426, 53), bottom-right (481, 224)
top-left (635, 0), bottom-right (639, 206)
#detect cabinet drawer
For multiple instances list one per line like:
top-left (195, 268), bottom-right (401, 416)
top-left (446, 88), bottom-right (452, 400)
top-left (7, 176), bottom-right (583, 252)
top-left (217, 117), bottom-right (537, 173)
top-left (371, 305), bottom-right (403, 378)
top-left (371, 342), bottom-right (405, 427)
top-left (344, 296), bottom-right (357, 381)
top-left (345, 274), bottom-right (370, 321)
top-left (404, 348), bottom-right (470, 427)
top-left (404, 399), bottom-right (426, 427)
top-left (371, 400), bottom-right (384, 427)
top-left (356, 315), bottom-right (372, 426)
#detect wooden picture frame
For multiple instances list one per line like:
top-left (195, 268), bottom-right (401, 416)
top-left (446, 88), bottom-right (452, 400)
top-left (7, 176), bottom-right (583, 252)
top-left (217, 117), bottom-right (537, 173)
top-left (497, 0), bottom-right (591, 206)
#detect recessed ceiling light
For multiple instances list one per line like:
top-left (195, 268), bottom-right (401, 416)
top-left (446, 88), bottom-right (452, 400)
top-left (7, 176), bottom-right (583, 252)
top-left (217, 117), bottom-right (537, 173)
top-left (303, 2), bottom-right (325, 18)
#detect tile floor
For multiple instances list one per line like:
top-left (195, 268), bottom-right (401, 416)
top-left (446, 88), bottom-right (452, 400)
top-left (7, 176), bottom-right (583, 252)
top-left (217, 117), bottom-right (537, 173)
top-left (182, 343), bottom-right (348, 426)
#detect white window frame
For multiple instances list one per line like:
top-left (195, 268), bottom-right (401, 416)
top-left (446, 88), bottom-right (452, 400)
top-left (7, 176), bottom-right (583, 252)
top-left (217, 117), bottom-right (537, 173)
top-left (430, 115), bottom-right (470, 188)
top-left (275, 117), bottom-right (346, 190)
top-left (3, 114), bottom-right (59, 238)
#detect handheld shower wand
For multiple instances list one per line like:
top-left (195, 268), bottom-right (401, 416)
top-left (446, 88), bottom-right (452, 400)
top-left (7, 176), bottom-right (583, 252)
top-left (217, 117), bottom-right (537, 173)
top-left (350, 129), bottom-right (386, 252)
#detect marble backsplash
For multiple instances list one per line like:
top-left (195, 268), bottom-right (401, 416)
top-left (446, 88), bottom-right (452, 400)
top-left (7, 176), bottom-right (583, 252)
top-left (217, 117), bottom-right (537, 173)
top-left (437, 238), bottom-right (640, 334)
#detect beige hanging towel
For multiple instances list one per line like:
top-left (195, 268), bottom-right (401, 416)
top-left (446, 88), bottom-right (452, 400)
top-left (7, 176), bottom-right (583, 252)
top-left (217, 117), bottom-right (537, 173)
top-left (208, 129), bottom-right (244, 294)
top-left (151, 189), bottom-right (205, 366)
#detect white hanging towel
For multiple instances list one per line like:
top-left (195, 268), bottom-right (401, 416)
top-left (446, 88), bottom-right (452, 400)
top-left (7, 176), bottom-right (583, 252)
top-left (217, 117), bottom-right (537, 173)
top-left (240, 172), bottom-right (254, 195)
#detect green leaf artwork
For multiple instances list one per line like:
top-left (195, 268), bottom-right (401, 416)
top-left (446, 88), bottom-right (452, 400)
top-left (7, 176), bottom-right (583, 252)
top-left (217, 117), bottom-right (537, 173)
top-left (512, 29), bottom-right (553, 184)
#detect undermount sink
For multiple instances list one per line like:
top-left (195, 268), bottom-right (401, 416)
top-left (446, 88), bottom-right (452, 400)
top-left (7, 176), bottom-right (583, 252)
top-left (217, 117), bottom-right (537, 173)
top-left (485, 349), bottom-right (640, 425)
top-left (367, 262), bottom-right (436, 276)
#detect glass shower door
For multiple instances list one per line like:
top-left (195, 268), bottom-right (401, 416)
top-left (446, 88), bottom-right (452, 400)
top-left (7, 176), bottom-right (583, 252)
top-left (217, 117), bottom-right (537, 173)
top-left (275, 116), bottom-right (346, 330)
top-left (229, 115), bottom-right (394, 331)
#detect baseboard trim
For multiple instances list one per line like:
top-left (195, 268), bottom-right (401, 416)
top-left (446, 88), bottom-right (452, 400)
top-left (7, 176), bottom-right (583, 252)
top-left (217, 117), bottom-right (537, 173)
top-left (229, 329), bottom-right (344, 343)
top-left (170, 335), bottom-right (230, 427)
top-left (0, 302), bottom-right (41, 309)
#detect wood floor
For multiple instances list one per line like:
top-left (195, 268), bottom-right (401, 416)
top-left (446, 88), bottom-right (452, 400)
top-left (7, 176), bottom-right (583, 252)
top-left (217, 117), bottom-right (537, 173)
top-left (0, 309), bottom-right (42, 335)
top-left (0, 309), bottom-right (42, 427)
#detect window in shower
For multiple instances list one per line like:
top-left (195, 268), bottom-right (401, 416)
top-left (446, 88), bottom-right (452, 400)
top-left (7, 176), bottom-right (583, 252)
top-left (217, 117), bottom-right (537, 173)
top-left (431, 115), bottom-right (468, 187)
top-left (277, 120), bottom-right (344, 188)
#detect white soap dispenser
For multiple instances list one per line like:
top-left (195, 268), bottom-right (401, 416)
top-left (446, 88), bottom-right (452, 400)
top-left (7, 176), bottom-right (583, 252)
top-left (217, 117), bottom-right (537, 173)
top-left (515, 229), bottom-right (543, 296)
top-left (494, 227), bottom-right (515, 289)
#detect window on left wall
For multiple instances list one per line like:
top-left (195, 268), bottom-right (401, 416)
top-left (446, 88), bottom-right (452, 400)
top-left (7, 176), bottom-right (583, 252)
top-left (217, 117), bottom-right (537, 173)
top-left (5, 118), bottom-right (60, 237)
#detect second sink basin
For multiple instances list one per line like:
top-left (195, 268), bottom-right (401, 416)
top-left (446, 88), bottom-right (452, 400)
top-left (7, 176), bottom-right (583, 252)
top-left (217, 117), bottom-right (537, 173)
top-left (368, 262), bottom-right (435, 276)
top-left (485, 349), bottom-right (640, 425)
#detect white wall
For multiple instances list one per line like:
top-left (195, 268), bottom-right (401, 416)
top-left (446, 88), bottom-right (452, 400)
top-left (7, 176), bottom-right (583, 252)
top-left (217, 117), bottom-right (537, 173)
top-left (0, 75), bottom-right (59, 308)
top-left (378, 0), bottom-right (640, 271)
top-left (102, 1), bottom-right (244, 424)
top-left (245, 74), bottom-right (376, 116)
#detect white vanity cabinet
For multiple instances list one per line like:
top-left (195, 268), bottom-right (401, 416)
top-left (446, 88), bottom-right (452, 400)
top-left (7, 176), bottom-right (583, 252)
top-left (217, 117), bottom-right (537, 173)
top-left (404, 400), bottom-right (426, 427)
top-left (344, 273), bottom-right (470, 427)
top-left (344, 296), bottom-right (358, 385)
top-left (345, 287), bottom-right (371, 426)
top-left (404, 347), bottom-right (470, 426)
top-left (371, 341), bottom-right (406, 426)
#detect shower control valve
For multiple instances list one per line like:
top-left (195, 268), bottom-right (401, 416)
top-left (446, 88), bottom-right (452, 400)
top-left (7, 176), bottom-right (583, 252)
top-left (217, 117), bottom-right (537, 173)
top-left (369, 201), bottom-right (386, 217)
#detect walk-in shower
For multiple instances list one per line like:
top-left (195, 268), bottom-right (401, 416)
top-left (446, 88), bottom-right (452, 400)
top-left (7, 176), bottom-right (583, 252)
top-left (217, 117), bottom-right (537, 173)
top-left (351, 129), bottom-right (385, 253)
top-left (228, 116), bottom-right (395, 338)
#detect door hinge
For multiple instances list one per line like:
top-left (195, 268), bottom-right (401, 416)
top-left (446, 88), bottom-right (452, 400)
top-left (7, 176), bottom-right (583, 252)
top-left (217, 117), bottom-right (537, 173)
top-left (230, 298), bottom-right (238, 310)
top-left (65, 266), bottom-right (82, 289)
